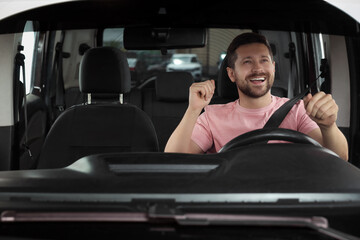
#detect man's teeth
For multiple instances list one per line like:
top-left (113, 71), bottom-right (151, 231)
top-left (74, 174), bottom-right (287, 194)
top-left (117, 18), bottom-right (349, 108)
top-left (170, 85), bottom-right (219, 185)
top-left (250, 77), bottom-right (265, 81)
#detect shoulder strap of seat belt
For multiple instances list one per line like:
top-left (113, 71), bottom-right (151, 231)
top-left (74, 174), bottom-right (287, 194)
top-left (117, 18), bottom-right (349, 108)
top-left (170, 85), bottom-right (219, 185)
top-left (54, 31), bottom-right (66, 113)
top-left (286, 42), bottom-right (296, 99)
top-left (263, 70), bottom-right (326, 129)
top-left (15, 45), bottom-right (32, 159)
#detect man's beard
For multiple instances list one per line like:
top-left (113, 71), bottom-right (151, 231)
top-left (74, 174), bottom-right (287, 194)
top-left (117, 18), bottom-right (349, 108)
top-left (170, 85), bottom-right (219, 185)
top-left (236, 73), bottom-right (273, 98)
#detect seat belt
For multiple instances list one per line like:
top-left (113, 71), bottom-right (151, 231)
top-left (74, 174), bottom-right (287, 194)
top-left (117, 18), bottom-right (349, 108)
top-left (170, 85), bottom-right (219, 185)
top-left (49, 31), bottom-right (68, 122)
top-left (263, 65), bottom-right (326, 129)
top-left (54, 41), bottom-right (66, 113)
top-left (14, 45), bottom-right (32, 160)
top-left (286, 42), bottom-right (296, 99)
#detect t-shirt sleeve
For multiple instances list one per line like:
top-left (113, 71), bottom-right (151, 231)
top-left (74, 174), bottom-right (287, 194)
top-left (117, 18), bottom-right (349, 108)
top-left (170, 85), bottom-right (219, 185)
top-left (296, 100), bottom-right (319, 134)
top-left (191, 111), bottom-right (214, 152)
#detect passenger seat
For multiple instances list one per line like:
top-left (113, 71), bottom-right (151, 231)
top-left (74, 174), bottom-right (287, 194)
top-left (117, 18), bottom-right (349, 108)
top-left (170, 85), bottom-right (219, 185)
top-left (143, 72), bottom-right (194, 151)
top-left (37, 47), bottom-right (159, 169)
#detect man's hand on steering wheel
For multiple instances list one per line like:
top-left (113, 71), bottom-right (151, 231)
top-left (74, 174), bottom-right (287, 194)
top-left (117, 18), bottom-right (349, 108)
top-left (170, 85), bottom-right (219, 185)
top-left (303, 92), bottom-right (338, 129)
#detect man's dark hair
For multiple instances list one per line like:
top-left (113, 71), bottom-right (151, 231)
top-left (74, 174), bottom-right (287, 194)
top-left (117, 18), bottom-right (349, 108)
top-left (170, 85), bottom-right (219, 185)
top-left (226, 32), bottom-right (273, 68)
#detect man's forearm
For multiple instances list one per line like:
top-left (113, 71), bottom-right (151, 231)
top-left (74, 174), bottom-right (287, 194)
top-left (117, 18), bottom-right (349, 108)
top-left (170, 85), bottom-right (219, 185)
top-left (320, 124), bottom-right (349, 161)
top-left (164, 108), bottom-right (202, 153)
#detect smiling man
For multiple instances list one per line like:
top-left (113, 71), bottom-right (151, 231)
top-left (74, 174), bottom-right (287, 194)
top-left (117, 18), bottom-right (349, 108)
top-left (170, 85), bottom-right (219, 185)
top-left (165, 32), bottom-right (348, 161)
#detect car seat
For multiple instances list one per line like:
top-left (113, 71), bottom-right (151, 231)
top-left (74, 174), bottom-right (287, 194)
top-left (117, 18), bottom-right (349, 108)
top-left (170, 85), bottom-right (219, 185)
top-left (143, 72), bottom-right (194, 151)
top-left (37, 47), bottom-right (159, 169)
top-left (210, 55), bottom-right (239, 104)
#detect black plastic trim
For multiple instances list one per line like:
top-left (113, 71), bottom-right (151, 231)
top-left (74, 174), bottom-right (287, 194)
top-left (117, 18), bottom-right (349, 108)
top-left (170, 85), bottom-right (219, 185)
top-left (0, 125), bottom-right (14, 171)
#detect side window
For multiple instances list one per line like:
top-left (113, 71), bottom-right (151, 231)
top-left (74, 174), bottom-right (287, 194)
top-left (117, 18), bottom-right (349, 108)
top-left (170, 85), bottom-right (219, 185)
top-left (20, 21), bottom-right (37, 94)
top-left (312, 33), bottom-right (327, 91)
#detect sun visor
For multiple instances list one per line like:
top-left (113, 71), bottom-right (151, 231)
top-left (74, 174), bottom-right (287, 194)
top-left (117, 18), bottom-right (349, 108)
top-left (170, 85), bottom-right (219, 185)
top-left (124, 28), bottom-right (206, 51)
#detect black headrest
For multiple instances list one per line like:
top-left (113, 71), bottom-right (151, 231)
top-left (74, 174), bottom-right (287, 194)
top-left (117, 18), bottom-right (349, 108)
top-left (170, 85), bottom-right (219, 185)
top-left (79, 47), bottom-right (131, 94)
top-left (156, 72), bottom-right (194, 102)
top-left (217, 55), bottom-right (238, 100)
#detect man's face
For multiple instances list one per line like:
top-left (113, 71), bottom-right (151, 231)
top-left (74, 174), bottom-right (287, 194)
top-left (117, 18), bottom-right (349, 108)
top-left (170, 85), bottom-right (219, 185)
top-left (227, 43), bottom-right (275, 98)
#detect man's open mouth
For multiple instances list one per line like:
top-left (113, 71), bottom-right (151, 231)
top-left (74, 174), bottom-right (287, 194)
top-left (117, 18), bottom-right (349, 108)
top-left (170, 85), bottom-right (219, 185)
top-left (249, 77), bottom-right (266, 84)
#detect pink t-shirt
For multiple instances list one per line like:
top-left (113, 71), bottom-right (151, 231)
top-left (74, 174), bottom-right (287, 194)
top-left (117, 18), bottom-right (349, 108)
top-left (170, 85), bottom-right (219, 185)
top-left (191, 96), bottom-right (319, 153)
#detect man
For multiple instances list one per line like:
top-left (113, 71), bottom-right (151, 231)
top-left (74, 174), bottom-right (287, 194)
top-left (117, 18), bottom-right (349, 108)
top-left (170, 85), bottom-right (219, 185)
top-left (165, 32), bottom-right (348, 161)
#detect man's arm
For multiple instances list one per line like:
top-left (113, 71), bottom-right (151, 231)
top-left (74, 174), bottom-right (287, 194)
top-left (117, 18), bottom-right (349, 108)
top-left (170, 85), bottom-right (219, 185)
top-left (303, 92), bottom-right (348, 161)
top-left (164, 80), bottom-right (215, 153)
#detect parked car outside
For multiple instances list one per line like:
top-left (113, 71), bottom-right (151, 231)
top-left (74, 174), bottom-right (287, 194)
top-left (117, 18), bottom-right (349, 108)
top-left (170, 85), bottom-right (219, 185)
top-left (166, 53), bottom-right (202, 81)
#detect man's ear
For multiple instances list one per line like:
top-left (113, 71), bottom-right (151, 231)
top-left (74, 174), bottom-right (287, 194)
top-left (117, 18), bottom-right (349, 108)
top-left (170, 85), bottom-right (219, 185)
top-left (226, 67), bottom-right (236, 83)
top-left (273, 60), bottom-right (276, 73)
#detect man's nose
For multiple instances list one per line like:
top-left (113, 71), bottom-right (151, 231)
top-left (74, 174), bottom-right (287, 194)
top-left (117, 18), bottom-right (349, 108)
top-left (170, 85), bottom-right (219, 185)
top-left (252, 62), bottom-right (264, 73)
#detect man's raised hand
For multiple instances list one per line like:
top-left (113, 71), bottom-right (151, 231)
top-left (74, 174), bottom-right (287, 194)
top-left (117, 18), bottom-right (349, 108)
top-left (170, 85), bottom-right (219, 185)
top-left (188, 80), bottom-right (216, 112)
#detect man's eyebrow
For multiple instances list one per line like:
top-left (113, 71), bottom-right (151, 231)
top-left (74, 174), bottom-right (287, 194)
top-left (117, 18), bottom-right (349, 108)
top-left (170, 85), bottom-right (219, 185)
top-left (261, 55), bottom-right (271, 59)
top-left (240, 55), bottom-right (271, 60)
top-left (240, 56), bottom-right (252, 60)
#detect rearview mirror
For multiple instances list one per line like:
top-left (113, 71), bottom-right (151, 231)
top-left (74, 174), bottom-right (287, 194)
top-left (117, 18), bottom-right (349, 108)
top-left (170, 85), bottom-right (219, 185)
top-left (123, 28), bottom-right (206, 50)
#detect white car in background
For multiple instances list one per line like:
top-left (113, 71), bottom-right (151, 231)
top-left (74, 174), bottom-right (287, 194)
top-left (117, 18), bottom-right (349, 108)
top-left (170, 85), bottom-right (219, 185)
top-left (166, 53), bottom-right (202, 81)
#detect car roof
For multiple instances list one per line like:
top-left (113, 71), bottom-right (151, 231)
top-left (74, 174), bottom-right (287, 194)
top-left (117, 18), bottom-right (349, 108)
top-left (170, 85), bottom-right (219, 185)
top-left (0, 0), bottom-right (76, 21)
top-left (0, 0), bottom-right (359, 36)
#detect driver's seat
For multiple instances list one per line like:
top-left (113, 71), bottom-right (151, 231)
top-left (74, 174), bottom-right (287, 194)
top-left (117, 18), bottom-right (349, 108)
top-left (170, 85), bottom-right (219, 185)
top-left (210, 55), bottom-right (238, 105)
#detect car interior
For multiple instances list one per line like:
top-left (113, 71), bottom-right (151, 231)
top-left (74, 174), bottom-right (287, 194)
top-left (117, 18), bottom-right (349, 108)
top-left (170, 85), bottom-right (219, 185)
top-left (0, 0), bottom-right (356, 169)
top-left (12, 27), bottom-right (354, 168)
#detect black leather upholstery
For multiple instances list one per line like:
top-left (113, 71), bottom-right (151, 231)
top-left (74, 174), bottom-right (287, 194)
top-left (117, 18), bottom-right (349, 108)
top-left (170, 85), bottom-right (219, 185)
top-left (79, 47), bottom-right (131, 94)
top-left (38, 47), bottom-right (158, 169)
top-left (38, 104), bottom-right (159, 168)
top-left (143, 72), bottom-right (194, 151)
top-left (216, 55), bottom-right (238, 100)
top-left (210, 55), bottom-right (239, 105)
top-left (155, 72), bottom-right (193, 101)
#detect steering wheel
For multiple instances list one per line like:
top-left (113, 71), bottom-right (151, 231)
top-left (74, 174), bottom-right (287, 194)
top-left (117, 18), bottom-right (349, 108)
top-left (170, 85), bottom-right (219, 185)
top-left (218, 128), bottom-right (321, 153)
